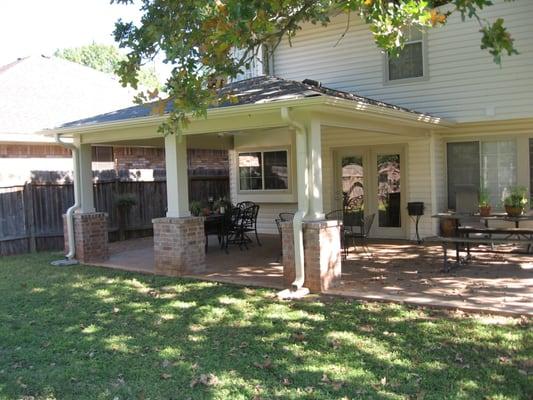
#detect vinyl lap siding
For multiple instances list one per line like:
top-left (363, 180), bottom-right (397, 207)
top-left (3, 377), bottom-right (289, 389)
top-left (273, 0), bottom-right (533, 123)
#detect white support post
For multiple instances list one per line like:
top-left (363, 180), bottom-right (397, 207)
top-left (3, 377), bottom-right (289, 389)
top-left (165, 134), bottom-right (191, 218)
top-left (78, 143), bottom-right (95, 213)
top-left (306, 118), bottom-right (324, 220)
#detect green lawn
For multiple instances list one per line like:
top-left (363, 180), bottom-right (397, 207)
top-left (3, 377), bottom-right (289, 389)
top-left (0, 253), bottom-right (531, 400)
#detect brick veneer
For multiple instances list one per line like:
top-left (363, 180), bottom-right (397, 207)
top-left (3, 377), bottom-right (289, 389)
top-left (63, 212), bottom-right (109, 263)
top-left (280, 221), bottom-right (296, 287)
top-left (152, 216), bottom-right (206, 276)
top-left (281, 220), bottom-right (342, 292)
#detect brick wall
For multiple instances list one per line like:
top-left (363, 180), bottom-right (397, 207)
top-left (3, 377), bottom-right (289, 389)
top-left (63, 212), bottom-right (109, 263)
top-left (113, 147), bottom-right (166, 170)
top-left (187, 149), bottom-right (229, 174)
top-left (0, 144), bottom-right (71, 158)
top-left (1, 145), bottom-right (228, 172)
top-left (281, 220), bottom-right (342, 292)
top-left (1, 144), bottom-right (229, 184)
top-left (152, 216), bottom-right (206, 276)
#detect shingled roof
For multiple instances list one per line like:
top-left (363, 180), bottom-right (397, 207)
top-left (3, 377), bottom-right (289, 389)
top-left (0, 55), bottom-right (137, 135)
top-left (60, 75), bottom-right (425, 129)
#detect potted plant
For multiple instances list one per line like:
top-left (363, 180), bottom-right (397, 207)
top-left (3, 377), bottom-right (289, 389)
top-left (503, 186), bottom-right (528, 217)
top-left (213, 197), bottom-right (231, 214)
top-left (478, 187), bottom-right (491, 217)
top-left (189, 200), bottom-right (202, 217)
top-left (114, 193), bottom-right (137, 241)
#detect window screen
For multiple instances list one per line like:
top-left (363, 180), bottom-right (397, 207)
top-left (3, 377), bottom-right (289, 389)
top-left (238, 152), bottom-right (262, 190)
top-left (388, 42), bottom-right (424, 81)
top-left (264, 151), bottom-right (288, 190)
top-left (481, 140), bottom-right (516, 206)
top-left (238, 150), bottom-right (289, 191)
top-left (447, 142), bottom-right (480, 210)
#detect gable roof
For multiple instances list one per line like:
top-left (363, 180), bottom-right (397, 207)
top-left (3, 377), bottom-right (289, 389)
top-left (59, 75), bottom-right (429, 129)
top-left (0, 55), bottom-right (137, 136)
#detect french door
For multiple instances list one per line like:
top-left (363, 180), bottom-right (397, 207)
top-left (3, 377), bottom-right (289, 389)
top-left (335, 146), bottom-right (406, 239)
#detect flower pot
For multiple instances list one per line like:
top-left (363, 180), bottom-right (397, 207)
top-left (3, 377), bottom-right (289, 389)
top-left (440, 218), bottom-right (456, 237)
top-left (505, 205), bottom-right (523, 217)
top-left (479, 205), bottom-right (491, 217)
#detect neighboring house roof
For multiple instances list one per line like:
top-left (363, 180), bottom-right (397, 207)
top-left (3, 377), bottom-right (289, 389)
top-left (0, 55), bottom-right (137, 140)
top-left (60, 75), bottom-right (430, 129)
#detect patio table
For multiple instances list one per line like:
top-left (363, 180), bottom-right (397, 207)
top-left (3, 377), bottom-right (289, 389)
top-left (431, 212), bottom-right (533, 270)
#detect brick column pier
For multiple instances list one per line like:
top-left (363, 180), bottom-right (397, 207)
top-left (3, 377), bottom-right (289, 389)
top-left (152, 216), bottom-right (206, 277)
top-left (280, 221), bottom-right (296, 287)
top-left (63, 212), bottom-right (109, 263)
top-left (281, 219), bottom-right (342, 292)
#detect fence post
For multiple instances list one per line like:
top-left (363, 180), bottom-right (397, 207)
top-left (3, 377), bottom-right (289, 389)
top-left (24, 183), bottom-right (37, 253)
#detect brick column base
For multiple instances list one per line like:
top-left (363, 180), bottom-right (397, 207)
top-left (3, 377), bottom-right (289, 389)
top-left (152, 216), bottom-right (206, 277)
top-left (280, 221), bottom-right (296, 287)
top-left (63, 212), bottom-right (109, 263)
top-left (281, 219), bottom-right (342, 292)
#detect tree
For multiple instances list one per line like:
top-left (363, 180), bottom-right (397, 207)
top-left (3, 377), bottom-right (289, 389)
top-left (111, 0), bottom-right (519, 135)
top-left (54, 43), bottom-right (161, 89)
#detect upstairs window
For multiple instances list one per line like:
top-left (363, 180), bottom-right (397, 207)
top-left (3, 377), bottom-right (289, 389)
top-left (386, 29), bottom-right (426, 82)
top-left (238, 150), bottom-right (288, 191)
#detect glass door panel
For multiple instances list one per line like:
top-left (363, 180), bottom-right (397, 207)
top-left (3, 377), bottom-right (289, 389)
top-left (341, 156), bottom-right (364, 218)
top-left (377, 154), bottom-right (401, 228)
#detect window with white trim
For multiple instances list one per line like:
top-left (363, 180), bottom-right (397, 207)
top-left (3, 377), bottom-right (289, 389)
top-left (447, 140), bottom-right (517, 210)
top-left (238, 150), bottom-right (288, 191)
top-left (386, 29), bottom-right (425, 82)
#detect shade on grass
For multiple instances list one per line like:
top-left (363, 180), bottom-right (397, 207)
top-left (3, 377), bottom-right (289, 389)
top-left (0, 253), bottom-right (531, 400)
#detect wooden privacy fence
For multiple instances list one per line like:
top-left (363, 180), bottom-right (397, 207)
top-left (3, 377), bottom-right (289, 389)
top-left (0, 176), bottom-right (229, 256)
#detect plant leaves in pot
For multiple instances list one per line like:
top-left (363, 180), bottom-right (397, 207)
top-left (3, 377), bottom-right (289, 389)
top-left (478, 186), bottom-right (491, 217)
top-left (503, 186), bottom-right (528, 217)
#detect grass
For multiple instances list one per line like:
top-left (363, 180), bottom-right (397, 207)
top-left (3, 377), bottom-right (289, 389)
top-left (0, 253), bottom-right (531, 400)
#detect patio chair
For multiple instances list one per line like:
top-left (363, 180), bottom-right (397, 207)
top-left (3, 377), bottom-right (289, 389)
top-left (279, 212), bottom-right (295, 222)
top-left (222, 206), bottom-right (247, 253)
top-left (236, 201), bottom-right (255, 210)
top-left (326, 210), bottom-right (347, 258)
top-left (326, 209), bottom-right (343, 221)
top-left (346, 213), bottom-right (375, 257)
top-left (241, 203), bottom-right (261, 246)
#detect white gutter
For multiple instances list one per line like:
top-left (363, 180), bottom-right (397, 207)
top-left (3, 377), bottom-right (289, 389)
top-left (42, 96), bottom-right (453, 138)
top-left (54, 133), bottom-right (80, 260)
top-left (281, 107), bottom-right (307, 289)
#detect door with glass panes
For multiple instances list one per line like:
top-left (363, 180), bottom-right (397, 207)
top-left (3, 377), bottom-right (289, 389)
top-left (335, 147), bottom-right (406, 239)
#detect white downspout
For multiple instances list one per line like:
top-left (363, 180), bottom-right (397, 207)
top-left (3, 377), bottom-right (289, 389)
top-left (55, 133), bottom-right (80, 260)
top-left (281, 107), bottom-right (308, 289)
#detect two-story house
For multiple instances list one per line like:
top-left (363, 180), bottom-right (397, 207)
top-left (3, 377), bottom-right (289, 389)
top-left (48, 0), bottom-right (533, 276)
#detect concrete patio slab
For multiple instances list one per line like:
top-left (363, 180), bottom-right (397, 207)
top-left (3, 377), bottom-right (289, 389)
top-left (335, 241), bottom-right (533, 316)
top-left (90, 236), bottom-right (532, 316)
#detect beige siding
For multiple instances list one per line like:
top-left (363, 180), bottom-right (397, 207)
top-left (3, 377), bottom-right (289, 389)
top-left (273, 0), bottom-right (533, 123)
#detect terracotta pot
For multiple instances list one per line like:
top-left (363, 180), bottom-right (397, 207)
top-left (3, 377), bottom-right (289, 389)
top-left (440, 218), bottom-right (456, 237)
top-left (479, 205), bottom-right (491, 217)
top-left (505, 205), bottom-right (523, 217)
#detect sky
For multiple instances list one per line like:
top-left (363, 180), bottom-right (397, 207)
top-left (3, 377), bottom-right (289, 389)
top-left (0, 1), bottom-right (170, 73)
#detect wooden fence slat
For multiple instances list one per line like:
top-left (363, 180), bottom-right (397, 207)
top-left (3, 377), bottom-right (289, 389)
top-left (0, 176), bottom-right (229, 256)
top-left (24, 183), bottom-right (36, 252)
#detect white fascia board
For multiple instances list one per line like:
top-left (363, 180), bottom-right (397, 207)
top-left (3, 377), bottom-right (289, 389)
top-left (42, 95), bottom-right (454, 143)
